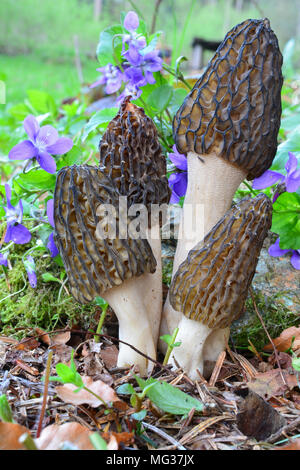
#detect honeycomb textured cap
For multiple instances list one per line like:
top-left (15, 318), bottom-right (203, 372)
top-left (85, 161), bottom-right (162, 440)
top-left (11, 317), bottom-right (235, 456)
top-left (99, 97), bottom-right (171, 218)
top-left (173, 18), bottom-right (283, 180)
top-left (54, 165), bottom-right (156, 304)
top-left (169, 194), bottom-right (272, 328)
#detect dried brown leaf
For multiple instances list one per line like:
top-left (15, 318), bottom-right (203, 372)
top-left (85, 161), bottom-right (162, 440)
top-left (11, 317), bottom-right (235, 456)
top-left (100, 345), bottom-right (118, 369)
top-left (276, 438), bottom-right (300, 450)
top-left (0, 423), bottom-right (31, 450)
top-left (264, 327), bottom-right (300, 353)
top-left (55, 375), bottom-right (123, 407)
top-left (51, 331), bottom-right (71, 345)
top-left (34, 327), bottom-right (51, 345)
top-left (35, 422), bottom-right (94, 450)
top-left (248, 370), bottom-right (298, 399)
top-left (102, 431), bottom-right (134, 447)
top-left (236, 391), bottom-right (286, 440)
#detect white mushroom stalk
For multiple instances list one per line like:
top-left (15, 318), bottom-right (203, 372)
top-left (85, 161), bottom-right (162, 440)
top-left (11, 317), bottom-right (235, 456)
top-left (160, 18), bottom-right (283, 377)
top-left (168, 195), bottom-right (272, 380)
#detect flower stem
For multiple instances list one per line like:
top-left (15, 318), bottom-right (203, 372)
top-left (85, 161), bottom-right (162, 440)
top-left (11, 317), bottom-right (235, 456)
top-left (163, 327), bottom-right (179, 366)
top-left (94, 304), bottom-right (108, 343)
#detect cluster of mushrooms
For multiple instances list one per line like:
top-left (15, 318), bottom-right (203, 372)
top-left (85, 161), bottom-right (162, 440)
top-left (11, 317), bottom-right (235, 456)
top-left (54, 18), bottom-right (283, 380)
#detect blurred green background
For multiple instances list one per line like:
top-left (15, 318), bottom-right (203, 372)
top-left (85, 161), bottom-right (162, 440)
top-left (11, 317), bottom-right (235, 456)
top-left (0, 0), bottom-right (299, 104)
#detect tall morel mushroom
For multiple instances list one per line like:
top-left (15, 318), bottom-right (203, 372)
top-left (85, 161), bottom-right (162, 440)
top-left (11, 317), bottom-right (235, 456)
top-left (99, 97), bottom-right (171, 349)
top-left (168, 194), bottom-right (272, 379)
top-left (54, 164), bottom-right (157, 374)
top-left (161, 18), bottom-right (283, 364)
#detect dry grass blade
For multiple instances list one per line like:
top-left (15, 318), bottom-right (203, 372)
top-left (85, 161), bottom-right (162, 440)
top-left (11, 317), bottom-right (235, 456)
top-left (209, 351), bottom-right (226, 387)
top-left (232, 352), bottom-right (258, 380)
top-left (179, 413), bottom-right (234, 445)
top-left (142, 422), bottom-right (186, 450)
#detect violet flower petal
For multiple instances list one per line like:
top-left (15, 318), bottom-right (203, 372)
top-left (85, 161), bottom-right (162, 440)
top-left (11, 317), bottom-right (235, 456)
top-left (46, 199), bottom-right (55, 228)
top-left (169, 146), bottom-right (187, 171)
top-left (285, 152), bottom-right (298, 175)
top-left (124, 11), bottom-right (139, 31)
top-left (291, 251), bottom-right (300, 270)
top-left (9, 140), bottom-right (38, 160)
top-left (46, 137), bottom-right (73, 155)
top-left (170, 190), bottom-right (180, 204)
top-left (36, 125), bottom-right (59, 147)
top-left (4, 225), bottom-right (13, 243)
top-left (0, 253), bottom-right (8, 267)
top-left (173, 173), bottom-right (188, 197)
top-left (8, 224), bottom-right (31, 244)
top-left (47, 232), bottom-right (59, 258)
top-left (4, 184), bottom-right (13, 209)
top-left (24, 115), bottom-right (40, 141)
top-left (285, 169), bottom-right (300, 192)
top-left (252, 170), bottom-right (284, 189)
top-left (268, 238), bottom-right (290, 257)
top-left (37, 152), bottom-right (57, 174)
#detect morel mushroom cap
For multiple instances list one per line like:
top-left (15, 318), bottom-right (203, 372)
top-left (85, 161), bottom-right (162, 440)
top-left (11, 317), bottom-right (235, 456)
top-left (54, 164), bottom-right (156, 304)
top-left (173, 18), bottom-right (283, 179)
top-left (169, 194), bottom-right (272, 328)
top-left (99, 97), bottom-right (171, 220)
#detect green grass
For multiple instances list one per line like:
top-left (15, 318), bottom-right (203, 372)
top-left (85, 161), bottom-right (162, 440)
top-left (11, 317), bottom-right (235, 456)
top-left (0, 54), bottom-right (98, 104)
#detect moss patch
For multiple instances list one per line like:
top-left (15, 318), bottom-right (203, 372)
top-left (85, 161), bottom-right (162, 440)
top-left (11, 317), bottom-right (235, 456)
top-left (0, 239), bottom-right (97, 339)
top-left (230, 289), bottom-right (299, 353)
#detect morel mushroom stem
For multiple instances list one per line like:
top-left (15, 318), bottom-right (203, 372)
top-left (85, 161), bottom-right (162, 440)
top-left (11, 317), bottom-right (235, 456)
top-left (162, 153), bottom-right (246, 342)
top-left (135, 224), bottom-right (162, 349)
top-left (103, 278), bottom-right (156, 375)
top-left (168, 316), bottom-right (229, 380)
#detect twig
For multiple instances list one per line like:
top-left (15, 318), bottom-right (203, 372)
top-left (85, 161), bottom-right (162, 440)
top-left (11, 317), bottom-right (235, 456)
top-left (266, 416), bottom-right (300, 444)
top-left (250, 288), bottom-right (288, 387)
top-left (36, 349), bottom-right (53, 438)
top-left (151, 0), bottom-right (163, 34)
top-left (142, 421), bottom-right (186, 450)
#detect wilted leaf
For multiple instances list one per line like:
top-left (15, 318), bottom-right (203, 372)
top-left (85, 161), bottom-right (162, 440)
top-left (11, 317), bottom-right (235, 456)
top-left (0, 423), bottom-right (31, 450)
top-left (100, 345), bottom-right (118, 369)
top-left (236, 391), bottom-right (286, 440)
top-left (51, 331), bottom-right (71, 346)
top-left (55, 375), bottom-right (122, 407)
top-left (102, 431), bottom-right (134, 447)
top-left (35, 422), bottom-right (94, 450)
top-left (264, 327), bottom-right (300, 353)
top-left (248, 370), bottom-right (298, 399)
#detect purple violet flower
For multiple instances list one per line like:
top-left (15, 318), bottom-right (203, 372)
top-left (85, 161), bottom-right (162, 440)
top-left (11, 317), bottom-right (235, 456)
top-left (252, 152), bottom-right (300, 201)
top-left (0, 252), bottom-right (8, 267)
top-left (269, 238), bottom-right (300, 270)
top-left (9, 115), bottom-right (73, 174)
top-left (46, 199), bottom-right (59, 258)
top-left (168, 145), bottom-right (188, 204)
top-left (90, 64), bottom-right (124, 94)
top-left (24, 255), bottom-right (37, 288)
top-left (122, 11), bottom-right (147, 62)
top-left (3, 184), bottom-right (31, 245)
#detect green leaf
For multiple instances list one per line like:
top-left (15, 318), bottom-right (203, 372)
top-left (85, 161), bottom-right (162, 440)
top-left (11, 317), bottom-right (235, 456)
top-left (16, 169), bottom-right (56, 191)
top-left (135, 377), bottom-right (203, 415)
top-left (96, 25), bottom-right (123, 67)
top-left (82, 108), bottom-right (118, 141)
top-left (292, 357), bottom-right (300, 372)
top-left (42, 273), bottom-right (61, 283)
top-left (89, 433), bottom-right (108, 450)
top-left (146, 84), bottom-right (173, 113)
top-left (116, 383), bottom-right (135, 395)
top-left (131, 409), bottom-right (147, 421)
top-left (27, 90), bottom-right (57, 117)
top-left (0, 395), bottom-right (14, 423)
top-left (272, 192), bottom-right (300, 249)
top-left (56, 145), bottom-right (86, 170)
top-left (160, 334), bottom-right (173, 346)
